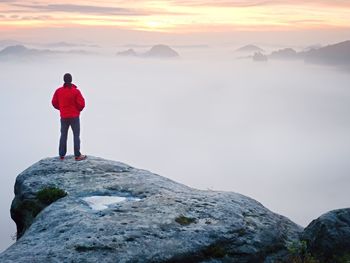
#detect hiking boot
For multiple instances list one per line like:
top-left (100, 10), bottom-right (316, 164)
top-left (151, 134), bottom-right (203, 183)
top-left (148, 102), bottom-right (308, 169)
top-left (75, 155), bottom-right (87, 161)
top-left (59, 156), bottom-right (65, 160)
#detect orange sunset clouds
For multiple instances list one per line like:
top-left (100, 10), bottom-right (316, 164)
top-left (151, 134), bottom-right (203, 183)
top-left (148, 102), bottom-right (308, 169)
top-left (0, 0), bottom-right (349, 32)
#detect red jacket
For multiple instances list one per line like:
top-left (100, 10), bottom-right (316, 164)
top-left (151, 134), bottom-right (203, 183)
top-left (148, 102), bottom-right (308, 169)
top-left (52, 84), bottom-right (85, 118)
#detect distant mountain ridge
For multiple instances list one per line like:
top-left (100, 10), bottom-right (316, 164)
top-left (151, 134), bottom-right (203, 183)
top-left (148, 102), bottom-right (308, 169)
top-left (269, 48), bottom-right (299, 60)
top-left (0, 45), bottom-right (92, 58)
top-left (0, 45), bottom-right (53, 57)
top-left (117, 44), bottom-right (180, 58)
top-left (268, 40), bottom-right (350, 66)
top-left (302, 40), bottom-right (350, 65)
top-left (121, 44), bottom-right (208, 49)
top-left (117, 48), bottom-right (138, 57)
top-left (236, 44), bottom-right (264, 53)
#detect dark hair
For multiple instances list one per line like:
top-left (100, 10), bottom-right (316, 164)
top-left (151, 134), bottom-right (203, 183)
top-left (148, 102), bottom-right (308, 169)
top-left (63, 73), bottom-right (72, 87)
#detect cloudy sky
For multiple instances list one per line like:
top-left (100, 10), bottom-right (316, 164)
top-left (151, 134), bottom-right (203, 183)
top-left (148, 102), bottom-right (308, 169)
top-left (0, 1), bottom-right (349, 45)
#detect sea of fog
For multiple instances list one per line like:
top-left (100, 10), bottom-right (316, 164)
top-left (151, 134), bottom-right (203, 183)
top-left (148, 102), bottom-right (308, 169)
top-left (1, 54), bottom-right (350, 252)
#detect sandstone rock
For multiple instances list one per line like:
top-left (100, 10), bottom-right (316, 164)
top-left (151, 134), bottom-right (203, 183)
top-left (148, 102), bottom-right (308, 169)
top-left (0, 156), bottom-right (302, 262)
top-left (301, 208), bottom-right (350, 262)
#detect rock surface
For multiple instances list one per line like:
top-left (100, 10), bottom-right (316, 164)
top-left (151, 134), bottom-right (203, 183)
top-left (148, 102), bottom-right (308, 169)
top-left (301, 208), bottom-right (350, 262)
top-left (0, 156), bottom-right (302, 263)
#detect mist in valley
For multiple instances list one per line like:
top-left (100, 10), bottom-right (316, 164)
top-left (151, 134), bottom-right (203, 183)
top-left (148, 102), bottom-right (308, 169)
top-left (1, 49), bottom-right (350, 252)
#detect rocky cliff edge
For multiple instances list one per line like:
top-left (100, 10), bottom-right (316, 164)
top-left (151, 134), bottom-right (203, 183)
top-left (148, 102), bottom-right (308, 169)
top-left (0, 156), bottom-right (303, 262)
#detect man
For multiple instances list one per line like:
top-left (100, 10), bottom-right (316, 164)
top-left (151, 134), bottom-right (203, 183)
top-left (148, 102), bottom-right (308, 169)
top-left (52, 73), bottom-right (87, 161)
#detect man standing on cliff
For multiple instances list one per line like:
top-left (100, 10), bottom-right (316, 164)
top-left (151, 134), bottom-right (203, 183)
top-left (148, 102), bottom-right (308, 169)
top-left (52, 73), bottom-right (87, 161)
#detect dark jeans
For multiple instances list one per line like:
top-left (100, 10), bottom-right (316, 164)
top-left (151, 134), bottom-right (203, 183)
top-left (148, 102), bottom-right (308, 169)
top-left (59, 117), bottom-right (81, 157)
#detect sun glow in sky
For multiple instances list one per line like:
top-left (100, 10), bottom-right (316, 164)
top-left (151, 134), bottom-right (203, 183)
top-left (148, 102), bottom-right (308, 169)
top-left (0, 0), bottom-right (349, 33)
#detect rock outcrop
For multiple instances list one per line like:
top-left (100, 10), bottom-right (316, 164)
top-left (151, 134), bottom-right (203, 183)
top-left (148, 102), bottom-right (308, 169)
top-left (0, 45), bottom-right (91, 59)
top-left (253, 52), bottom-right (268, 62)
top-left (117, 45), bottom-right (179, 58)
top-left (143, 45), bottom-right (179, 58)
top-left (116, 48), bottom-right (138, 57)
top-left (236, 45), bottom-right (265, 53)
top-left (269, 48), bottom-right (298, 60)
top-left (0, 156), bottom-right (302, 262)
top-left (302, 40), bottom-right (350, 65)
top-left (301, 208), bottom-right (350, 262)
top-left (266, 40), bottom-right (350, 67)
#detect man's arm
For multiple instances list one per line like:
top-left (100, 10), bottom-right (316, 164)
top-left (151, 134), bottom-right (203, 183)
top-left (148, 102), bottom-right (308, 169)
top-left (52, 90), bottom-right (59, 110)
top-left (76, 89), bottom-right (85, 111)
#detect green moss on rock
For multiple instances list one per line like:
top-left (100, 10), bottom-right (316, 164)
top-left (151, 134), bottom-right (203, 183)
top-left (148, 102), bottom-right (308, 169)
top-left (11, 186), bottom-right (67, 239)
top-left (36, 187), bottom-right (67, 205)
top-left (202, 244), bottom-right (227, 258)
top-left (175, 215), bottom-right (196, 225)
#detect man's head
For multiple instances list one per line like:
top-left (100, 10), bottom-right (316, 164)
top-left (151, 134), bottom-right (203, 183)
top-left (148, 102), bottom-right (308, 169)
top-left (63, 73), bottom-right (72, 84)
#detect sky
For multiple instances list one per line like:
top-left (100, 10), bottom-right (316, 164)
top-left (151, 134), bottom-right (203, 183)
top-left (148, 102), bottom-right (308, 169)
top-left (0, 0), bottom-right (350, 46)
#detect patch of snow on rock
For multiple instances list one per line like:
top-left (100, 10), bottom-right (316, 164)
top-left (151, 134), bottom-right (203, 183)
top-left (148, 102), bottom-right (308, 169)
top-left (83, 196), bottom-right (140, 210)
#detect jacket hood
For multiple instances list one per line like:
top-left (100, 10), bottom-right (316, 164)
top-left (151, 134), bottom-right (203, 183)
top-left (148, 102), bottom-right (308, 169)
top-left (63, 83), bottom-right (77, 89)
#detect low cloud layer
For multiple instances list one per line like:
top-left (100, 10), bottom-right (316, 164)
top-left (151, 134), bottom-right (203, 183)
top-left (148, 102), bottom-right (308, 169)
top-left (1, 52), bottom-right (350, 253)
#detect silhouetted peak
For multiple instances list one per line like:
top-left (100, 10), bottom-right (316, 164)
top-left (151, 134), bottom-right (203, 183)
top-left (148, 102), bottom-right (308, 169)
top-left (303, 40), bottom-right (350, 65)
top-left (0, 45), bottom-right (29, 55)
top-left (269, 48), bottom-right (298, 59)
top-left (116, 48), bottom-right (137, 56)
top-left (236, 44), bottom-right (264, 53)
top-left (116, 44), bottom-right (180, 58)
top-left (144, 44), bottom-right (179, 57)
top-left (253, 52), bottom-right (268, 62)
